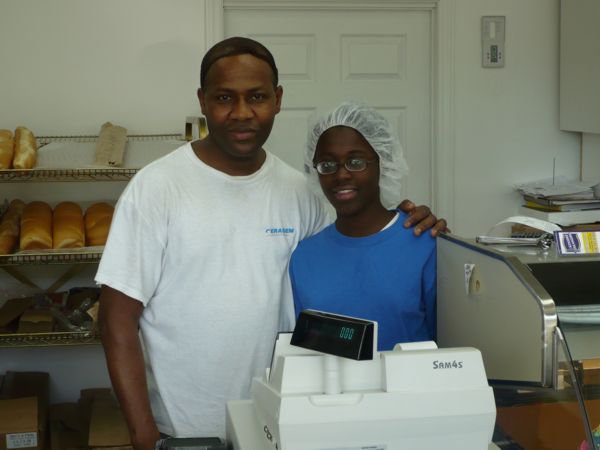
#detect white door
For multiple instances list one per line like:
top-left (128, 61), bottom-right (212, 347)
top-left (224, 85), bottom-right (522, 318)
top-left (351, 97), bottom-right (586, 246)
top-left (224, 5), bottom-right (433, 206)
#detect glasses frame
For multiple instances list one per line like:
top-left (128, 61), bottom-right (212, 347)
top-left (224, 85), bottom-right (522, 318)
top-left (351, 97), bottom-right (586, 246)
top-left (312, 158), bottom-right (378, 175)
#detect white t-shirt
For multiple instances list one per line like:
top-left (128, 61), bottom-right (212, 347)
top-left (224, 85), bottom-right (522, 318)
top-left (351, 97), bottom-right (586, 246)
top-left (95, 143), bottom-right (329, 438)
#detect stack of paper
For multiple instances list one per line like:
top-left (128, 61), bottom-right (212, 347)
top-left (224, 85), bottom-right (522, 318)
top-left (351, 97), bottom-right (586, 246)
top-left (515, 177), bottom-right (600, 226)
top-left (515, 176), bottom-right (600, 200)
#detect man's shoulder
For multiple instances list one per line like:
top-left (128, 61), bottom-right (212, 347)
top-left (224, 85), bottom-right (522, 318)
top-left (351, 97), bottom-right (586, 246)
top-left (294, 224), bottom-right (333, 253)
top-left (140, 143), bottom-right (189, 171)
top-left (389, 212), bottom-right (437, 255)
top-left (129, 144), bottom-right (190, 184)
top-left (266, 152), bottom-right (305, 181)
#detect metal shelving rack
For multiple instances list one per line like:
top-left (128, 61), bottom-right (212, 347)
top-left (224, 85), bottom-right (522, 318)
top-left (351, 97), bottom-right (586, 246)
top-left (0, 330), bottom-right (99, 348)
top-left (0, 250), bottom-right (103, 267)
top-left (0, 133), bottom-right (185, 183)
top-left (0, 167), bottom-right (138, 182)
top-left (0, 131), bottom-right (191, 347)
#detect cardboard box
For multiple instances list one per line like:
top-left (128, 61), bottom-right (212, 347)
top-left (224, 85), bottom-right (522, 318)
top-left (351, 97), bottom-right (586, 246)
top-left (0, 397), bottom-right (39, 450)
top-left (49, 403), bottom-right (87, 450)
top-left (88, 402), bottom-right (132, 449)
top-left (17, 309), bottom-right (54, 333)
top-left (582, 359), bottom-right (600, 385)
top-left (78, 388), bottom-right (113, 437)
top-left (86, 390), bottom-right (132, 450)
top-left (0, 297), bottom-right (33, 329)
top-left (0, 371), bottom-right (49, 450)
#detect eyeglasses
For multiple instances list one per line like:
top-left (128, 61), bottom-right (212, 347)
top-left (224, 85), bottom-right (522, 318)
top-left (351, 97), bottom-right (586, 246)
top-left (313, 158), bottom-right (378, 175)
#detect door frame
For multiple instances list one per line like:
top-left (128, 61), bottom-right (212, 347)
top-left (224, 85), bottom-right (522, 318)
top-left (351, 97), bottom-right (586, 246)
top-left (204, 0), bottom-right (456, 225)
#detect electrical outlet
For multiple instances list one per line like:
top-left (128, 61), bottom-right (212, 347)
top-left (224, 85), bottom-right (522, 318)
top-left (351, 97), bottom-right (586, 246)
top-left (482, 16), bottom-right (505, 68)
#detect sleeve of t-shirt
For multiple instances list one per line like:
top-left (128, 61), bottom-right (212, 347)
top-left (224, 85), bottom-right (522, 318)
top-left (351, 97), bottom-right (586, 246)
top-left (422, 240), bottom-right (437, 340)
top-left (94, 185), bottom-right (166, 305)
top-left (303, 196), bottom-right (333, 240)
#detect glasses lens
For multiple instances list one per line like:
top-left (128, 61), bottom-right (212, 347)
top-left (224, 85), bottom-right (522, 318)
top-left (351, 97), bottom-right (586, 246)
top-left (316, 161), bottom-right (338, 175)
top-left (345, 158), bottom-right (367, 171)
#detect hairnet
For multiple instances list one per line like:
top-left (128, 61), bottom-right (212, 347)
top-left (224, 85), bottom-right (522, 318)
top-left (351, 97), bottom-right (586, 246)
top-left (304, 101), bottom-right (409, 209)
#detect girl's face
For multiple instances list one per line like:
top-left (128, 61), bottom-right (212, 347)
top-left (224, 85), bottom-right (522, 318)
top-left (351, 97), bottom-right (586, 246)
top-left (314, 126), bottom-right (382, 218)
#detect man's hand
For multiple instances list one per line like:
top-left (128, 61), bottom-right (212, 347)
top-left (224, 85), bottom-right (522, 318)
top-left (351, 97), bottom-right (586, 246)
top-left (398, 199), bottom-right (450, 237)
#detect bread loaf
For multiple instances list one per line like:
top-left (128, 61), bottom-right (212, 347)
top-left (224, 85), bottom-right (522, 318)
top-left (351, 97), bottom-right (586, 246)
top-left (12, 126), bottom-right (37, 169)
top-left (0, 129), bottom-right (14, 169)
top-left (0, 199), bottom-right (26, 254)
top-left (20, 201), bottom-right (53, 250)
top-left (53, 201), bottom-right (85, 249)
top-left (84, 202), bottom-right (114, 246)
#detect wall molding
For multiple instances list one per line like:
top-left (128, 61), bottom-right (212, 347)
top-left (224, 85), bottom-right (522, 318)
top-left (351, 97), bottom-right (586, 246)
top-left (224, 0), bottom-right (438, 10)
top-left (432, 0), bottom-right (456, 224)
top-left (204, 0), bottom-right (224, 48)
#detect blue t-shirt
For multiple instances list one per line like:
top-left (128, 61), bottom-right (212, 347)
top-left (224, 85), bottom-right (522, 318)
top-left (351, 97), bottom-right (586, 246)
top-left (289, 211), bottom-right (436, 351)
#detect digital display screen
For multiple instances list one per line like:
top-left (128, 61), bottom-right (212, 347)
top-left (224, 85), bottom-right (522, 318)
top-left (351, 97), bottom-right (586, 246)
top-left (291, 310), bottom-right (375, 360)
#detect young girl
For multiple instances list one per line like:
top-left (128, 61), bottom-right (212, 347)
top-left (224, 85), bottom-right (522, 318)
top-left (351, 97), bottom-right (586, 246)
top-left (289, 101), bottom-right (436, 351)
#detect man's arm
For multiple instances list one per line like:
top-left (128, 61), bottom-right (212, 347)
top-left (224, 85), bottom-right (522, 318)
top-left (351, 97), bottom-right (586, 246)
top-left (98, 285), bottom-right (160, 450)
top-left (398, 199), bottom-right (450, 237)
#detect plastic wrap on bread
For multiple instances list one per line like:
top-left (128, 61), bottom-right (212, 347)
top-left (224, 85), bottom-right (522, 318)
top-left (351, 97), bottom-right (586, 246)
top-left (0, 129), bottom-right (14, 169)
top-left (20, 201), bottom-right (53, 250)
top-left (12, 126), bottom-right (37, 169)
top-left (84, 202), bottom-right (114, 246)
top-left (0, 199), bottom-right (26, 254)
top-left (53, 201), bottom-right (85, 249)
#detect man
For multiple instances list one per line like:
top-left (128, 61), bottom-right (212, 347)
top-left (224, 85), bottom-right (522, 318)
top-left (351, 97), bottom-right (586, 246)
top-left (97, 37), bottom-right (447, 450)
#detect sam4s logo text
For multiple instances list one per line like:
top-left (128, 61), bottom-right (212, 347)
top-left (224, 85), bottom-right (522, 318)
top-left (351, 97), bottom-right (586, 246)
top-left (433, 360), bottom-right (464, 369)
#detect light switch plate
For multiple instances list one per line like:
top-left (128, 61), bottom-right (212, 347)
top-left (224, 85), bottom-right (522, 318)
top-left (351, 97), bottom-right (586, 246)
top-left (482, 16), bottom-right (505, 68)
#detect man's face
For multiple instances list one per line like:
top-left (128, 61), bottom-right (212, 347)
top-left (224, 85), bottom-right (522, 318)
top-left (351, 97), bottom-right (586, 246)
top-left (198, 54), bottom-right (282, 163)
top-left (314, 126), bottom-right (381, 218)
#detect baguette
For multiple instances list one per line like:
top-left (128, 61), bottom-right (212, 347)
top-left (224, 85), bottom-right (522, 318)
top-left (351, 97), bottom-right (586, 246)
top-left (53, 201), bottom-right (85, 249)
top-left (0, 199), bottom-right (26, 254)
top-left (0, 129), bottom-right (14, 169)
top-left (84, 202), bottom-right (114, 246)
top-left (20, 201), bottom-right (53, 250)
top-left (12, 126), bottom-right (37, 169)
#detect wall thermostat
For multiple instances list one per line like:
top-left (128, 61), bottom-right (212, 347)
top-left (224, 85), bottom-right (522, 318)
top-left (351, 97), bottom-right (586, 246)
top-left (482, 16), bottom-right (505, 68)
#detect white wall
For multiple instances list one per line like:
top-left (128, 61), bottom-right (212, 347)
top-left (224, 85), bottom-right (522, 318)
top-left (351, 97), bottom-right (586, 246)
top-left (451, 0), bottom-right (580, 236)
top-left (582, 134), bottom-right (600, 181)
top-left (0, 0), bottom-right (207, 135)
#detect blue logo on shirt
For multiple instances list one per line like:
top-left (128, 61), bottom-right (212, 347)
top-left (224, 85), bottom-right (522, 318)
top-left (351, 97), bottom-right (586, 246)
top-left (265, 227), bottom-right (295, 236)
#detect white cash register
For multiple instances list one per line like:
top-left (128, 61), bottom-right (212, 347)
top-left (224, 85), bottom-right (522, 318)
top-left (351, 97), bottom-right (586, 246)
top-left (226, 310), bottom-right (498, 450)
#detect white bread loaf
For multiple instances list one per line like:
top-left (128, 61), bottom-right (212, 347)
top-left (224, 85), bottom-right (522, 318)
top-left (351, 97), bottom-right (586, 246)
top-left (12, 126), bottom-right (37, 169)
top-left (0, 199), bottom-right (26, 254)
top-left (53, 201), bottom-right (85, 249)
top-left (0, 129), bottom-right (14, 169)
top-left (20, 201), bottom-right (53, 250)
top-left (84, 202), bottom-right (114, 246)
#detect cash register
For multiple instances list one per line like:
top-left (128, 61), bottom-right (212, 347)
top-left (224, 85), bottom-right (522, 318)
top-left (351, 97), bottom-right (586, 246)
top-left (226, 309), bottom-right (498, 450)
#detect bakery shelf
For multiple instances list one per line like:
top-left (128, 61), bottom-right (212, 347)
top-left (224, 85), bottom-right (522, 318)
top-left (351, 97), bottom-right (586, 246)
top-left (0, 167), bottom-right (138, 182)
top-left (0, 132), bottom-right (185, 183)
top-left (0, 330), bottom-right (100, 348)
top-left (37, 133), bottom-right (184, 146)
top-left (0, 249), bottom-right (103, 267)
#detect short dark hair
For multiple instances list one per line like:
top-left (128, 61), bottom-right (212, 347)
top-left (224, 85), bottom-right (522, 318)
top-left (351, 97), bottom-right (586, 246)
top-left (200, 36), bottom-right (279, 89)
